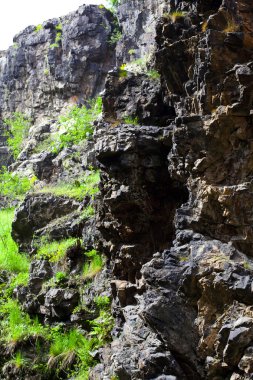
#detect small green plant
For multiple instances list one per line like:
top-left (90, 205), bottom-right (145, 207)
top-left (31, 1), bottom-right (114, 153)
top-left (123, 116), bottom-right (139, 125)
top-left (4, 112), bottom-right (31, 159)
top-left (9, 351), bottom-right (28, 368)
top-left (55, 23), bottom-right (62, 32)
top-left (147, 69), bottom-right (160, 80)
top-left (49, 23), bottom-right (63, 49)
top-left (119, 64), bottom-right (128, 78)
top-left (109, 30), bottom-right (122, 45)
top-left (89, 309), bottom-right (114, 347)
top-left (55, 271), bottom-right (67, 283)
top-left (243, 261), bottom-right (252, 270)
top-left (6, 272), bottom-right (29, 297)
top-left (94, 295), bottom-right (110, 309)
top-left (49, 43), bottom-right (59, 49)
top-left (44, 68), bottom-right (50, 76)
top-left (35, 24), bottom-right (43, 33)
top-left (128, 49), bottom-right (136, 55)
top-left (82, 205), bottom-right (95, 218)
top-left (83, 250), bottom-right (104, 280)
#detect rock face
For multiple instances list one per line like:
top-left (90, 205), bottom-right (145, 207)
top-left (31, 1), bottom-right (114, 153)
top-left (92, 0), bottom-right (253, 379)
top-left (2, 0), bottom-right (253, 379)
top-left (0, 4), bottom-right (116, 123)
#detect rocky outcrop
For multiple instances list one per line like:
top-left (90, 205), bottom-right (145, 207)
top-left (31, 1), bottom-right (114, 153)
top-left (91, 0), bottom-right (253, 379)
top-left (0, 4), bottom-right (116, 123)
top-left (2, 0), bottom-right (253, 379)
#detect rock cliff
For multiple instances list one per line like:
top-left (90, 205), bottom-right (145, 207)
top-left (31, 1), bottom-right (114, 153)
top-left (1, 0), bottom-right (253, 379)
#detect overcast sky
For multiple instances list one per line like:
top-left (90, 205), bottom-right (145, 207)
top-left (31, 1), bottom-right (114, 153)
top-left (0, 0), bottom-right (107, 50)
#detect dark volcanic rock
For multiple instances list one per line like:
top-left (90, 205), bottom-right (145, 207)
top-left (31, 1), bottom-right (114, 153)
top-left (0, 5), bottom-right (116, 123)
top-left (12, 193), bottom-right (80, 249)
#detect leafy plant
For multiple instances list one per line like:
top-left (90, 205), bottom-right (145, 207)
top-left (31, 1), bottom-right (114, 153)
top-left (4, 112), bottom-right (31, 159)
top-left (0, 167), bottom-right (35, 200)
top-left (109, 26), bottom-right (122, 45)
top-left (55, 271), bottom-right (67, 283)
top-left (128, 49), bottom-right (136, 55)
top-left (52, 97), bottom-right (102, 153)
top-left (50, 23), bottom-right (63, 49)
top-left (147, 69), bottom-right (160, 80)
top-left (89, 309), bottom-right (114, 347)
top-left (35, 24), bottom-right (43, 33)
top-left (94, 295), bottom-right (110, 309)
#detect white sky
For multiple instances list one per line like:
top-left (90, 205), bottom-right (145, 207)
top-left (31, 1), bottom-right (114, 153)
top-left (0, 0), bottom-right (107, 50)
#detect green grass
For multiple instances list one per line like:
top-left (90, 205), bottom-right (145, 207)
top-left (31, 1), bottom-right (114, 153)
top-left (83, 250), bottom-right (104, 280)
top-left (0, 209), bottom-right (30, 273)
top-left (48, 327), bottom-right (93, 375)
top-left (36, 238), bottom-right (78, 262)
top-left (37, 170), bottom-right (100, 201)
top-left (9, 351), bottom-right (28, 368)
top-left (0, 299), bottom-right (47, 344)
top-left (4, 112), bottom-right (31, 159)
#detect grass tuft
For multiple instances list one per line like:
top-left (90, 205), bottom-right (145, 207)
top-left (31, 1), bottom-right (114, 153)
top-left (0, 209), bottom-right (30, 273)
top-left (83, 250), bottom-right (104, 280)
top-left (36, 238), bottom-right (78, 262)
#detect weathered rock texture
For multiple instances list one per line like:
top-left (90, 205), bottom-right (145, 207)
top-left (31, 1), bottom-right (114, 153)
top-left (0, 4), bottom-right (116, 123)
top-left (92, 0), bottom-right (253, 379)
top-left (0, 4), bottom-right (116, 167)
top-left (2, 0), bottom-right (253, 379)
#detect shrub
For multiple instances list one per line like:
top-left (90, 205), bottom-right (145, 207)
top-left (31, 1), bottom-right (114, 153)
top-left (4, 112), bottom-right (31, 159)
top-left (0, 167), bottom-right (35, 200)
top-left (52, 97), bottom-right (102, 153)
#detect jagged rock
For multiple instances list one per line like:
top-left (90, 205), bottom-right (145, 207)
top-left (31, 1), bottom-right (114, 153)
top-left (43, 287), bottom-right (79, 320)
top-left (12, 193), bottom-right (80, 249)
top-left (0, 5), bottom-right (116, 124)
